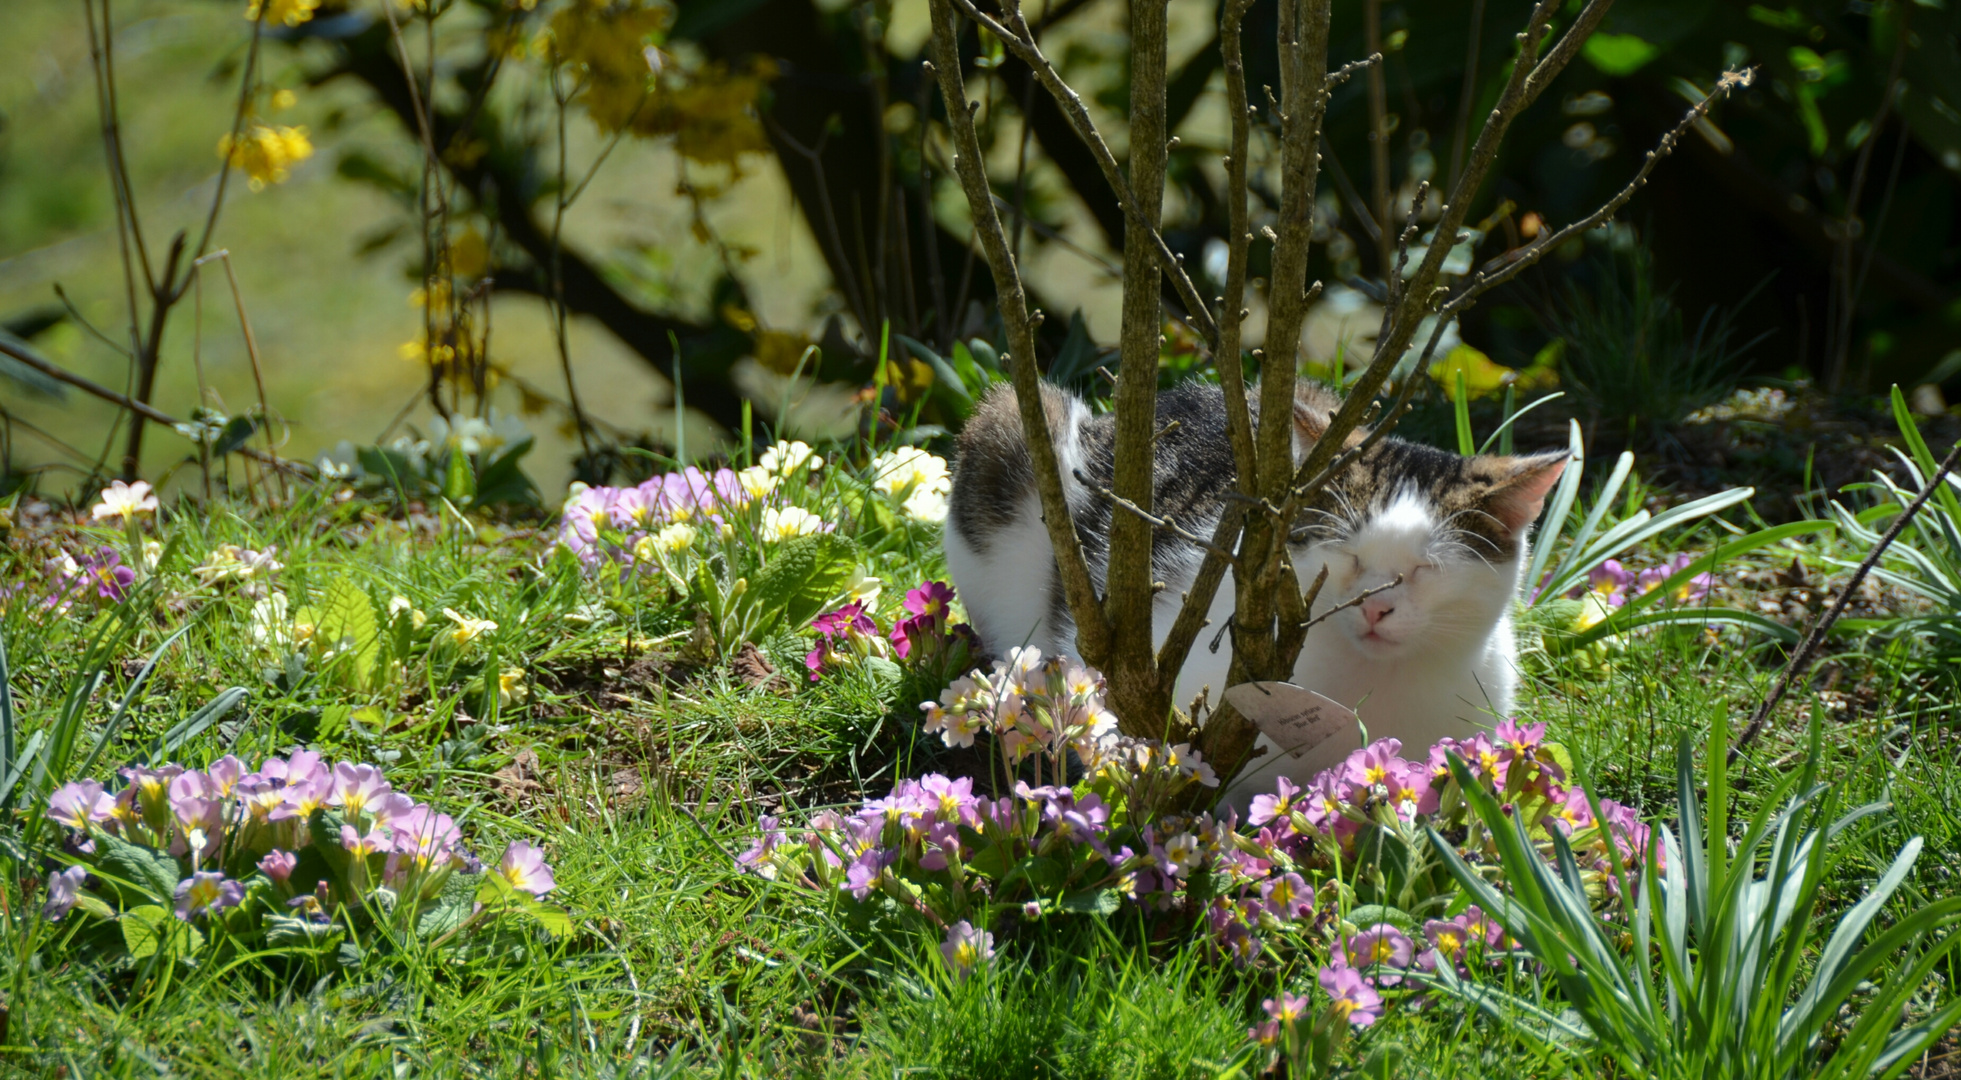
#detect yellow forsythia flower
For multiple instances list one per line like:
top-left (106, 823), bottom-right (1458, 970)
top-left (217, 124), bottom-right (314, 190)
top-left (245, 0), bottom-right (319, 27)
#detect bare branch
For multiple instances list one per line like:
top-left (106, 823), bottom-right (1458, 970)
top-left (1101, 0), bottom-right (1177, 730)
top-left (926, 1), bottom-right (1111, 663)
top-left (1281, 0), bottom-right (1568, 545)
top-left (1518, 0), bottom-right (1617, 113)
top-left (1329, 52), bottom-right (1383, 87)
top-left (1155, 0), bottom-right (1256, 692)
top-left (943, 0), bottom-right (1219, 348)
top-left (1437, 69), bottom-right (1756, 319)
top-left (0, 336), bottom-right (309, 477)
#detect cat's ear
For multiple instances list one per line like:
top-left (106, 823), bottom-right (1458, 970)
top-left (1292, 396), bottom-right (1332, 443)
top-left (1484, 451), bottom-right (1570, 535)
top-left (1292, 384), bottom-right (1363, 460)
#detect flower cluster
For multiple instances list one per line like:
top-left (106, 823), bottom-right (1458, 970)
top-left (868, 447), bottom-right (951, 523)
top-left (43, 753), bottom-right (557, 947)
top-left (805, 581), bottom-right (977, 682)
top-left (743, 653), bottom-right (1655, 1025)
top-left (805, 602), bottom-right (889, 679)
top-left (556, 442), bottom-right (828, 570)
top-left (41, 547), bottom-right (137, 608)
top-left (192, 544), bottom-right (284, 598)
top-left (1572, 553), bottom-right (1716, 609)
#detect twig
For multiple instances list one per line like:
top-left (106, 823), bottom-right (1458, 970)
top-left (1300, 573), bottom-right (1402, 631)
top-left (1446, 0), bottom-right (1487, 190)
top-left (1074, 469), bottom-right (1240, 564)
top-left (0, 337), bottom-right (309, 477)
top-left (1328, 53), bottom-right (1383, 88)
top-left (1380, 181), bottom-right (1429, 322)
top-left (1363, 0), bottom-right (1392, 274)
top-left (1288, 360), bottom-right (1418, 503)
top-left (1732, 441), bottom-right (1961, 759)
top-left (1298, 563), bottom-right (1331, 622)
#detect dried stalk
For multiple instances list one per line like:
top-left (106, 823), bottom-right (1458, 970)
top-left (927, 0), bottom-right (1111, 666)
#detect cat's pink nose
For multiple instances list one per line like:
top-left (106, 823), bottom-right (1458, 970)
top-left (1361, 597), bottom-right (1395, 628)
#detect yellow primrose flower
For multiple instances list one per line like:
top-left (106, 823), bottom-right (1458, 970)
top-left (91, 480), bottom-right (158, 522)
top-left (498, 668), bottom-right (528, 705)
top-left (653, 522), bottom-right (698, 554)
top-left (843, 566), bottom-right (881, 604)
top-left (388, 595), bottom-right (427, 629)
top-left (737, 465), bottom-right (779, 502)
top-left (759, 506), bottom-right (825, 543)
top-left (869, 447), bottom-right (951, 522)
top-left (444, 608), bottom-right (498, 646)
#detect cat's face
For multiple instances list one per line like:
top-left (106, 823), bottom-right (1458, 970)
top-left (1296, 448), bottom-right (1567, 659)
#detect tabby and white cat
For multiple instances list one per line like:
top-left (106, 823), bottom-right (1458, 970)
top-left (943, 380), bottom-right (1566, 797)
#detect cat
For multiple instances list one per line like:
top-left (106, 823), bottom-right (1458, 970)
top-left (943, 379), bottom-right (1567, 801)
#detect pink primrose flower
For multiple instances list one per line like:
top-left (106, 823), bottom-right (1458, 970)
top-left (173, 871), bottom-right (243, 921)
top-left (939, 920), bottom-right (995, 980)
top-left (495, 840), bottom-right (557, 897)
top-left (1319, 963), bottom-right (1385, 1027)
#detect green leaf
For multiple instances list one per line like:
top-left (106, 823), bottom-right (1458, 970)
top-left (1058, 888), bottom-right (1121, 917)
top-left (1345, 904), bottom-right (1418, 934)
top-left (473, 437), bottom-right (540, 507)
top-left (418, 870), bottom-right (483, 939)
top-left (315, 576), bottom-right (382, 688)
top-left (520, 898), bottom-right (575, 936)
top-left (265, 914), bottom-right (347, 951)
top-left (1003, 855), bottom-right (1065, 895)
top-left (417, 889), bottom-right (477, 939)
top-left (746, 533), bottom-right (861, 633)
top-left (441, 446), bottom-right (475, 503)
top-left (212, 415), bottom-right (261, 457)
top-left (121, 904), bottom-right (200, 959)
top-left (1584, 33), bottom-right (1661, 76)
top-left (96, 832), bottom-right (183, 903)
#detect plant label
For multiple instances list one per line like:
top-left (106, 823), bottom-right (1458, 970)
top-left (1223, 681), bottom-right (1363, 774)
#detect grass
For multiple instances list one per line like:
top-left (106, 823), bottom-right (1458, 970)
top-left (0, 449), bottom-right (1958, 1079)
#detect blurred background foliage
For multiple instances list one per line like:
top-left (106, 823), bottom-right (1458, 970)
top-left (1, 0), bottom-right (1957, 496)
